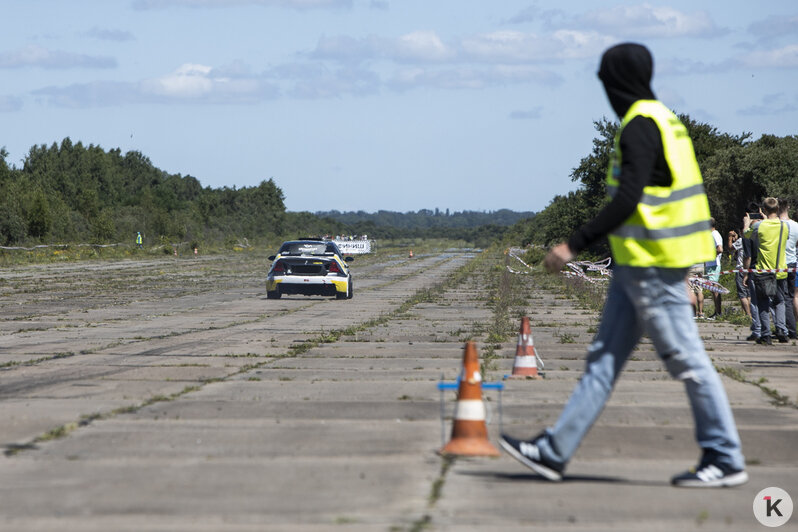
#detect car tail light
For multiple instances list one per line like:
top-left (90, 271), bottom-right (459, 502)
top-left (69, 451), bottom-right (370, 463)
top-left (273, 260), bottom-right (285, 273)
top-left (328, 261), bottom-right (340, 273)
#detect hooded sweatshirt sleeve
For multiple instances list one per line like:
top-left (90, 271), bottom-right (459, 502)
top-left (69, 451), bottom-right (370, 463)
top-left (567, 116), bottom-right (664, 254)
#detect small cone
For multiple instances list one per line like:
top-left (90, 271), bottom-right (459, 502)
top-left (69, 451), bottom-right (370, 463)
top-left (439, 342), bottom-right (500, 457)
top-left (409, 250), bottom-right (414, 258)
top-left (509, 316), bottom-right (542, 379)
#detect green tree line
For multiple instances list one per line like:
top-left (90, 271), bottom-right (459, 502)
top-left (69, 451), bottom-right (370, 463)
top-left (0, 138), bottom-right (286, 246)
top-left (515, 115), bottom-right (798, 256)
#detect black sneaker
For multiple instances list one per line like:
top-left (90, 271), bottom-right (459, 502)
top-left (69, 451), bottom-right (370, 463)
top-left (745, 333), bottom-right (759, 341)
top-left (499, 433), bottom-right (563, 481)
top-left (777, 335), bottom-right (789, 344)
top-left (671, 461), bottom-right (748, 488)
top-left (757, 336), bottom-right (773, 346)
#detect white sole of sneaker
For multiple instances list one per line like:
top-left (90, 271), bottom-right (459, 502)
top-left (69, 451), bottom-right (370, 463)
top-left (499, 438), bottom-right (563, 482)
top-left (673, 470), bottom-right (749, 488)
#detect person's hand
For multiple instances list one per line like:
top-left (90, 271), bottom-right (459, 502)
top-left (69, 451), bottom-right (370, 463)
top-left (743, 212), bottom-right (751, 230)
top-left (543, 243), bottom-right (574, 273)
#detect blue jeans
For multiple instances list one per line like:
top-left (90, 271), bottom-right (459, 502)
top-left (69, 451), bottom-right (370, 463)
top-left (756, 276), bottom-right (786, 338)
top-left (536, 266), bottom-right (745, 471)
top-left (748, 276), bottom-right (761, 337)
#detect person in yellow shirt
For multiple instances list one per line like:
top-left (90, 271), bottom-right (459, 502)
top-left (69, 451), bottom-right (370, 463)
top-left (744, 197), bottom-right (789, 344)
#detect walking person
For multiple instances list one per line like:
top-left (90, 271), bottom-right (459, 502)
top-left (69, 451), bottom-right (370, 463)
top-left (500, 42), bottom-right (747, 487)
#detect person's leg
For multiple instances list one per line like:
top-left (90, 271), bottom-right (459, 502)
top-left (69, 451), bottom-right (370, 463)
top-left (632, 267), bottom-right (745, 471)
top-left (696, 288), bottom-right (704, 317)
top-left (783, 266), bottom-right (796, 337)
top-left (757, 283), bottom-right (772, 340)
top-left (534, 269), bottom-right (643, 467)
top-left (740, 296), bottom-right (751, 318)
top-left (774, 281), bottom-right (787, 339)
top-left (735, 273), bottom-right (751, 318)
top-left (748, 277), bottom-right (761, 338)
top-left (708, 267), bottom-right (721, 317)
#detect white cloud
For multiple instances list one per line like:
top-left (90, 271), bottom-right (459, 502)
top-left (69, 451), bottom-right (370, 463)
top-left (33, 63), bottom-right (280, 107)
top-left (311, 34), bottom-right (381, 62)
top-left (738, 93), bottom-right (797, 116)
top-left (280, 64), bottom-right (380, 98)
top-left (392, 31), bottom-right (452, 62)
top-left (388, 64), bottom-right (561, 91)
top-left (748, 15), bottom-right (798, 41)
top-left (580, 4), bottom-right (724, 39)
top-left (312, 31), bottom-right (453, 63)
top-left (460, 29), bottom-right (612, 62)
top-left (0, 45), bottom-right (116, 69)
top-left (143, 63), bottom-right (215, 97)
top-left (509, 107), bottom-right (543, 120)
top-left (739, 45), bottom-right (798, 68)
top-left (84, 27), bottom-right (135, 42)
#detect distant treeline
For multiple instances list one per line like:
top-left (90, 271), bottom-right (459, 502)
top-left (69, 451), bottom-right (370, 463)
top-left (316, 208), bottom-right (535, 245)
top-left (318, 209), bottom-right (534, 229)
top-left (0, 138), bottom-right (530, 248)
top-left (511, 115), bottom-right (798, 257)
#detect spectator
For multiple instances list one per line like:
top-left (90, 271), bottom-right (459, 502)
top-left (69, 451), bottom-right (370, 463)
top-left (778, 199), bottom-right (798, 339)
top-left (705, 218), bottom-right (723, 319)
top-left (744, 197), bottom-right (789, 344)
top-left (728, 230), bottom-right (752, 319)
top-left (743, 203), bottom-right (762, 341)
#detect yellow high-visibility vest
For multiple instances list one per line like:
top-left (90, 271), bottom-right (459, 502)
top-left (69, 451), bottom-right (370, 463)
top-left (747, 219), bottom-right (788, 280)
top-left (607, 100), bottom-right (715, 268)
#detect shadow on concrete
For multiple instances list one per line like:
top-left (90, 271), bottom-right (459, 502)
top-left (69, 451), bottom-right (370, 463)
top-left (742, 359), bottom-right (798, 368)
top-left (457, 470), bottom-right (663, 487)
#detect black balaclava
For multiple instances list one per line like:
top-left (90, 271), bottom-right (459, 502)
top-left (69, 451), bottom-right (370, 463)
top-left (598, 43), bottom-right (656, 118)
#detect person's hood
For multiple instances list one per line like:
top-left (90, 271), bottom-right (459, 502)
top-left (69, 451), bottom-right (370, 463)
top-left (598, 43), bottom-right (656, 118)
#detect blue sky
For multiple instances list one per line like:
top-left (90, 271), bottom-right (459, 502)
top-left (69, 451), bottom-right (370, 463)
top-left (2, 1), bottom-right (797, 213)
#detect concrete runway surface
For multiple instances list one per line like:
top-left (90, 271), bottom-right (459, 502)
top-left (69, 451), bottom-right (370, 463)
top-left (0, 249), bottom-right (796, 531)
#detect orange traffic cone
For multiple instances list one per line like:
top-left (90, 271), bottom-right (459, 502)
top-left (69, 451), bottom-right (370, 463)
top-left (509, 316), bottom-right (542, 379)
top-left (439, 342), bottom-right (500, 457)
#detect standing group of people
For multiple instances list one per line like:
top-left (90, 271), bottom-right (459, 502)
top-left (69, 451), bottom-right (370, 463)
top-left (729, 198), bottom-right (798, 344)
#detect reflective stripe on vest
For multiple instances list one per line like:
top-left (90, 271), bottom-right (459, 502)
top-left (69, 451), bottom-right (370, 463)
top-left (607, 100), bottom-right (715, 268)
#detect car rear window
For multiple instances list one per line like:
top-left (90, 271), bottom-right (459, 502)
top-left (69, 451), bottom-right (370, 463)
top-left (279, 242), bottom-right (332, 256)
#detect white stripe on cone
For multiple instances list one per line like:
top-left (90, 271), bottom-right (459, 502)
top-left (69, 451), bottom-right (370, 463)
top-left (513, 355), bottom-right (537, 369)
top-left (453, 399), bottom-right (486, 421)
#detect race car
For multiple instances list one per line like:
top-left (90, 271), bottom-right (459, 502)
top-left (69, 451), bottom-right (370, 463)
top-left (266, 240), bottom-right (353, 300)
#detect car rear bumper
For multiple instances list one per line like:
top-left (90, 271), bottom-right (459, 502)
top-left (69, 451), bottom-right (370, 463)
top-left (267, 276), bottom-right (348, 295)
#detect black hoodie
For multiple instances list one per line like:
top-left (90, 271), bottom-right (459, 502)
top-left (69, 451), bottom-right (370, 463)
top-left (568, 43), bottom-right (673, 255)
